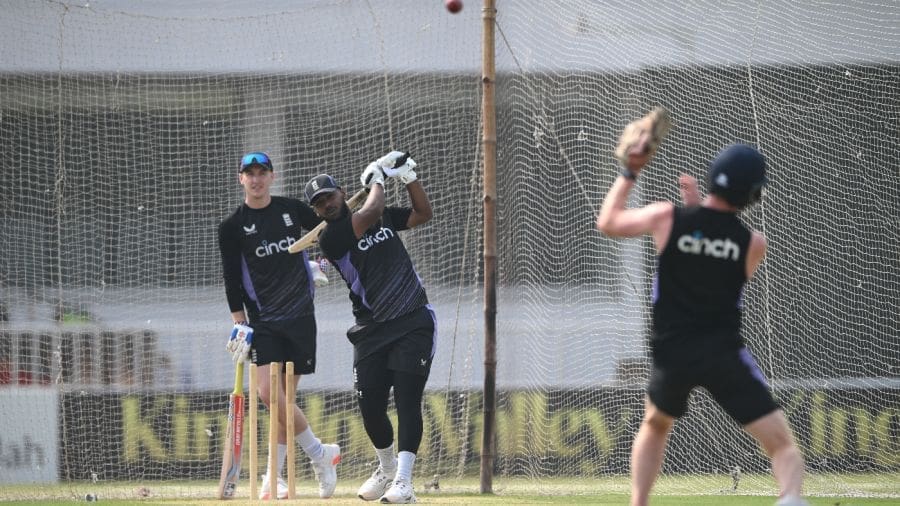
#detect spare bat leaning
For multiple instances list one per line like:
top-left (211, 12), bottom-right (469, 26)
top-left (217, 361), bottom-right (244, 499)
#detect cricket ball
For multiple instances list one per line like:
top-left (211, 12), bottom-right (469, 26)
top-left (445, 0), bottom-right (462, 14)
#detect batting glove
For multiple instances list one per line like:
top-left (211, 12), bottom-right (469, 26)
top-left (226, 323), bottom-right (254, 364)
top-left (360, 161), bottom-right (385, 188)
top-left (377, 151), bottom-right (409, 169)
top-left (308, 260), bottom-right (329, 287)
top-left (380, 152), bottom-right (418, 185)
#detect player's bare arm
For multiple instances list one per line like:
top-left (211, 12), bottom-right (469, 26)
top-left (375, 151), bottom-right (431, 228)
top-left (597, 107), bottom-right (674, 247)
top-left (678, 174), bottom-right (701, 207)
top-left (353, 167), bottom-right (386, 238)
top-left (596, 177), bottom-right (674, 250)
top-left (231, 310), bottom-right (248, 324)
top-left (745, 231), bottom-right (767, 280)
top-left (404, 180), bottom-right (433, 228)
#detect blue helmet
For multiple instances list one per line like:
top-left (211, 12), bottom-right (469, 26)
top-left (708, 144), bottom-right (767, 208)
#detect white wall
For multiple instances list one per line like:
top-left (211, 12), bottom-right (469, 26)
top-left (1, 0), bottom-right (896, 73)
top-left (2, 285), bottom-right (640, 391)
top-left (0, 388), bottom-right (58, 484)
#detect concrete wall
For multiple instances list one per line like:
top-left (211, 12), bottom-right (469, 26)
top-left (1, 0), bottom-right (897, 73)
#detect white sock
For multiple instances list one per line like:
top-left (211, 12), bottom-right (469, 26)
top-left (395, 451), bottom-right (416, 483)
top-left (375, 444), bottom-right (397, 472)
top-left (275, 443), bottom-right (288, 477)
top-left (296, 426), bottom-right (324, 461)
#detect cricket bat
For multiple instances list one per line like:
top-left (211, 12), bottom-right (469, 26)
top-left (287, 188), bottom-right (369, 254)
top-left (217, 361), bottom-right (244, 499)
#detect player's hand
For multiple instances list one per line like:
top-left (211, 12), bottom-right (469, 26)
top-left (678, 174), bottom-right (701, 207)
top-left (308, 260), bottom-right (329, 287)
top-left (377, 151), bottom-right (410, 169)
top-left (360, 161), bottom-right (385, 188)
top-left (226, 323), bottom-right (254, 364)
top-left (380, 151), bottom-right (418, 185)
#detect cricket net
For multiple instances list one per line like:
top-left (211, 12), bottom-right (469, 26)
top-left (0, 0), bottom-right (897, 501)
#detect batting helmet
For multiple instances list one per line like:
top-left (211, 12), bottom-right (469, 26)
top-left (708, 144), bottom-right (767, 208)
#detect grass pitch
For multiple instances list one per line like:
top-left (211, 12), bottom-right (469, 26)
top-left (0, 473), bottom-right (897, 505)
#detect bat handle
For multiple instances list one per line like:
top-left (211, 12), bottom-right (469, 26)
top-left (394, 152), bottom-right (410, 167)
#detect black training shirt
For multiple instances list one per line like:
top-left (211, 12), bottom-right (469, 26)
top-left (318, 206), bottom-right (428, 324)
top-left (651, 206), bottom-right (752, 360)
top-left (218, 196), bottom-right (322, 322)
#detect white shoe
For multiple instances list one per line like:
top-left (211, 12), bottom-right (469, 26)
top-left (775, 495), bottom-right (811, 506)
top-left (358, 465), bottom-right (395, 501)
top-left (311, 443), bottom-right (341, 498)
top-left (380, 479), bottom-right (417, 504)
top-left (258, 474), bottom-right (288, 500)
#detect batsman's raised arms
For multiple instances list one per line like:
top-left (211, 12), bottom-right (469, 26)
top-left (381, 152), bottom-right (417, 185)
top-left (287, 188), bottom-right (369, 254)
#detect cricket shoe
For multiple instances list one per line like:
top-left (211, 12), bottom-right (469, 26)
top-left (358, 465), bottom-right (395, 501)
top-left (380, 479), bottom-right (417, 504)
top-left (311, 443), bottom-right (341, 498)
top-left (258, 474), bottom-right (288, 500)
top-left (775, 496), bottom-right (811, 506)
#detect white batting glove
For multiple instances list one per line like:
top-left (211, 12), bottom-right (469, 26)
top-left (308, 260), bottom-right (329, 287)
top-left (225, 323), bottom-right (254, 364)
top-left (360, 161), bottom-right (385, 188)
top-left (377, 151), bottom-right (408, 169)
top-left (380, 152), bottom-right (418, 185)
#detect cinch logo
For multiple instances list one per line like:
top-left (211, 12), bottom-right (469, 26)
top-left (677, 231), bottom-right (740, 261)
top-left (255, 236), bottom-right (297, 257)
top-left (358, 227), bottom-right (395, 251)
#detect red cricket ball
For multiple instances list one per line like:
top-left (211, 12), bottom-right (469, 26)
top-left (445, 0), bottom-right (462, 14)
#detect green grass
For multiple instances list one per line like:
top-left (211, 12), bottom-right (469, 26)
top-left (1, 474), bottom-right (897, 505)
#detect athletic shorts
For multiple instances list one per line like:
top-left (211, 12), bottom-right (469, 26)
top-left (647, 346), bottom-right (778, 425)
top-left (349, 305), bottom-right (436, 378)
top-left (250, 313), bottom-right (316, 374)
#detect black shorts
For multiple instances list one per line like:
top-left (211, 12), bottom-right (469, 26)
top-left (350, 306), bottom-right (436, 379)
top-left (250, 314), bottom-right (317, 375)
top-left (647, 346), bottom-right (778, 425)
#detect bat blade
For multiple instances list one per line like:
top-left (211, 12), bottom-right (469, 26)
top-left (287, 221), bottom-right (326, 254)
top-left (217, 361), bottom-right (245, 499)
top-left (288, 188), bottom-right (369, 254)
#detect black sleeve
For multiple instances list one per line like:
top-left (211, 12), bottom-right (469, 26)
top-left (319, 214), bottom-right (356, 261)
top-left (294, 200), bottom-right (323, 231)
top-left (217, 217), bottom-right (245, 313)
top-left (386, 207), bottom-right (413, 231)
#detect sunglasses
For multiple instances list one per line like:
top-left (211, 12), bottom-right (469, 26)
top-left (239, 152), bottom-right (273, 172)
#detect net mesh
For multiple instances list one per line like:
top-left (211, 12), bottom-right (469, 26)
top-left (1, 0), bottom-right (897, 501)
